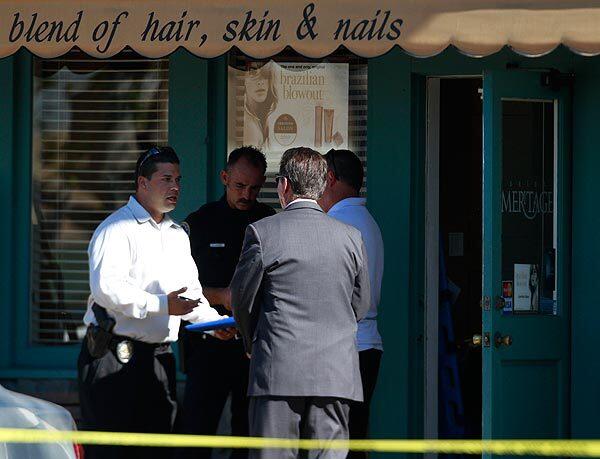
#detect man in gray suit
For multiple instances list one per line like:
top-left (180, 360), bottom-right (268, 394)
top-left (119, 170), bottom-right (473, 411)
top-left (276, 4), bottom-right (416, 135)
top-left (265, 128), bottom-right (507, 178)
top-left (230, 147), bottom-right (371, 459)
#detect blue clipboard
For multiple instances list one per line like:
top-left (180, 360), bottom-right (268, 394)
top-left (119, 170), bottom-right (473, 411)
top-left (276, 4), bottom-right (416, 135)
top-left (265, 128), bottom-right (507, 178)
top-left (185, 316), bottom-right (236, 332)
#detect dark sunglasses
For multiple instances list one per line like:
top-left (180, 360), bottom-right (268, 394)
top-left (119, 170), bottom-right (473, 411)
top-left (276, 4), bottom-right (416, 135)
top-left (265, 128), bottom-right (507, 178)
top-left (137, 146), bottom-right (162, 174)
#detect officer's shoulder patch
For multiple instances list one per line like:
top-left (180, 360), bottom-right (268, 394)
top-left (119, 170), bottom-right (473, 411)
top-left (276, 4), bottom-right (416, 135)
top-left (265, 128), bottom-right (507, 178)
top-left (181, 221), bottom-right (190, 235)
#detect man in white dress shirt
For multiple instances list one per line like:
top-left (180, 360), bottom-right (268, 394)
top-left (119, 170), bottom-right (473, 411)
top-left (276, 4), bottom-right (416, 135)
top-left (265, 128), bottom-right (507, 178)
top-left (319, 149), bottom-right (384, 459)
top-left (77, 146), bottom-right (224, 459)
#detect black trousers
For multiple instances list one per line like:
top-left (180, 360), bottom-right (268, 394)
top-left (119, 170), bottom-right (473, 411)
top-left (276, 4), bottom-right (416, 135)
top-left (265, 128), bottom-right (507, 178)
top-left (347, 349), bottom-right (383, 459)
top-left (177, 333), bottom-right (250, 459)
top-left (77, 337), bottom-right (178, 459)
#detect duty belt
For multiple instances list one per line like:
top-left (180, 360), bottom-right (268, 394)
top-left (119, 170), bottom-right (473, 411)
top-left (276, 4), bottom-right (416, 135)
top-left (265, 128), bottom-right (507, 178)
top-left (86, 325), bottom-right (171, 364)
top-left (106, 332), bottom-right (171, 353)
top-left (88, 302), bottom-right (171, 363)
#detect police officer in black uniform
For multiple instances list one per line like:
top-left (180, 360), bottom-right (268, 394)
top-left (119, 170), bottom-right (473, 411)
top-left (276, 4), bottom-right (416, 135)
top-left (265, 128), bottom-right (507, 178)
top-left (179, 147), bottom-right (275, 459)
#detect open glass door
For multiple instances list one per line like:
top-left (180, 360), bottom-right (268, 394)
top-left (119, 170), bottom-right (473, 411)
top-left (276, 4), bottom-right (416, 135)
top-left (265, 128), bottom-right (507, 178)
top-left (481, 70), bottom-right (571, 445)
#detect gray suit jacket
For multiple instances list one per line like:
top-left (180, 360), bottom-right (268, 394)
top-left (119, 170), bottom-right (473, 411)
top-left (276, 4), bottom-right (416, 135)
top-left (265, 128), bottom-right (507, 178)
top-left (230, 200), bottom-right (370, 402)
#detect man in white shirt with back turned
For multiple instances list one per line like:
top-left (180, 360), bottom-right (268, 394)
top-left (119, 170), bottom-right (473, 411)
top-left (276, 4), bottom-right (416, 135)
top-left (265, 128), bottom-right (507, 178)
top-left (319, 149), bottom-right (384, 459)
top-left (77, 146), bottom-right (225, 459)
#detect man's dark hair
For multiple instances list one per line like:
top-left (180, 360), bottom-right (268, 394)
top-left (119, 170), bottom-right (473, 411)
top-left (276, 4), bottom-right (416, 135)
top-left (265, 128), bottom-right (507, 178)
top-left (135, 146), bottom-right (180, 188)
top-left (226, 146), bottom-right (267, 174)
top-left (279, 147), bottom-right (327, 200)
top-left (324, 149), bottom-right (364, 193)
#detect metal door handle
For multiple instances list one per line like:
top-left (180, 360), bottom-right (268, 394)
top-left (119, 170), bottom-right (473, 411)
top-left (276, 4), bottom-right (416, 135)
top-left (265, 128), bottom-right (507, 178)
top-left (494, 332), bottom-right (513, 348)
top-left (470, 333), bottom-right (490, 347)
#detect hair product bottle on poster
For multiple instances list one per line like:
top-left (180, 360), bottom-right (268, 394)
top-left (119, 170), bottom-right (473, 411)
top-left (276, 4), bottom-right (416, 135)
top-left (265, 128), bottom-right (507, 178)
top-left (324, 108), bottom-right (334, 144)
top-left (314, 105), bottom-right (323, 148)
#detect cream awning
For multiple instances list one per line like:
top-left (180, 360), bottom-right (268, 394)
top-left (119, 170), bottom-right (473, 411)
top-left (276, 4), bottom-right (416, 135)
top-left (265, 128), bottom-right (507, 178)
top-left (2, 0), bottom-right (600, 59)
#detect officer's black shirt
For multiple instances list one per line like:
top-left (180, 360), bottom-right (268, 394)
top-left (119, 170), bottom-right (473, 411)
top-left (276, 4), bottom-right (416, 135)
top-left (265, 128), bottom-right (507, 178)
top-left (184, 195), bottom-right (275, 316)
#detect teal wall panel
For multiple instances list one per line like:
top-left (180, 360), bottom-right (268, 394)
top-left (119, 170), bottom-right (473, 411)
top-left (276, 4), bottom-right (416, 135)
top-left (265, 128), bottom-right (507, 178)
top-left (570, 58), bottom-right (600, 438)
top-left (169, 49), bottom-right (209, 222)
top-left (207, 56), bottom-right (228, 201)
top-left (12, 51), bottom-right (39, 368)
top-left (0, 56), bottom-right (15, 370)
top-left (10, 51), bottom-right (81, 370)
top-left (408, 73), bottom-right (427, 439)
top-left (367, 49), bottom-right (415, 449)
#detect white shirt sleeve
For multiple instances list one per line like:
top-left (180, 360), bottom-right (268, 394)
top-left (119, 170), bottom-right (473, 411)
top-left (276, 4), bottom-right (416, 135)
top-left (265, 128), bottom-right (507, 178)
top-left (180, 283), bottom-right (224, 323)
top-left (178, 240), bottom-right (225, 324)
top-left (88, 222), bottom-right (168, 319)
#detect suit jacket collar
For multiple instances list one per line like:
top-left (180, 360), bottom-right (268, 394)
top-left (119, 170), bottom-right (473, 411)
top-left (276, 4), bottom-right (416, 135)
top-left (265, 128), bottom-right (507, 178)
top-left (284, 199), bottom-right (324, 213)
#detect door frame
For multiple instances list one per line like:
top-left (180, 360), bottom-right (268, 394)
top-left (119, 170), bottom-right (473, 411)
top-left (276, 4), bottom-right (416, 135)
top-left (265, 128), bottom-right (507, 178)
top-left (424, 75), bottom-right (484, 442)
top-left (424, 76), bottom-right (440, 443)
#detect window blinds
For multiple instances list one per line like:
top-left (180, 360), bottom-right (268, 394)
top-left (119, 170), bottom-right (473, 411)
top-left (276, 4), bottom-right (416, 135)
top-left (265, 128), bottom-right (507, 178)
top-left (31, 49), bottom-right (169, 344)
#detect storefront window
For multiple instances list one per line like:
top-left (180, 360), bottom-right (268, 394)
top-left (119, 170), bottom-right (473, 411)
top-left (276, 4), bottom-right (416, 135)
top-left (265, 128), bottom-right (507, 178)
top-left (501, 101), bottom-right (556, 315)
top-left (31, 49), bottom-right (169, 344)
top-left (227, 51), bottom-right (367, 207)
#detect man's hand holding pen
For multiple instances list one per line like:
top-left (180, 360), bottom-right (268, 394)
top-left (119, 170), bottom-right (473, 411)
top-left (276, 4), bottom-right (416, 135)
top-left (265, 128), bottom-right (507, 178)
top-left (168, 287), bottom-right (198, 315)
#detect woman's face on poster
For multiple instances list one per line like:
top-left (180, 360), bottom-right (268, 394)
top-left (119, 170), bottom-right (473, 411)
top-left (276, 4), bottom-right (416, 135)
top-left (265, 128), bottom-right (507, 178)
top-left (245, 69), bottom-right (269, 104)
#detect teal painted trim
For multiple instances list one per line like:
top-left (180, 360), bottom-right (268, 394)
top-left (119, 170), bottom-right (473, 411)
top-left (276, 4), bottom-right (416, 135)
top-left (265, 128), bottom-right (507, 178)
top-left (556, 76), bottom-right (573, 441)
top-left (0, 369), bottom-right (77, 379)
top-left (0, 56), bottom-right (15, 370)
top-left (481, 68), bottom-right (503, 443)
top-left (208, 56), bottom-right (228, 201)
top-left (169, 49), bottom-right (209, 222)
top-left (15, 347), bottom-right (80, 370)
top-left (407, 73), bottom-right (427, 440)
top-left (168, 50), bottom-right (209, 371)
top-left (410, 46), bottom-right (575, 77)
top-left (569, 58), bottom-right (600, 438)
top-left (13, 50), bottom-right (34, 367)
top-left (367, 48), bottom-right (413, 454)
top-left (9, 52), bottom-right (81, 370)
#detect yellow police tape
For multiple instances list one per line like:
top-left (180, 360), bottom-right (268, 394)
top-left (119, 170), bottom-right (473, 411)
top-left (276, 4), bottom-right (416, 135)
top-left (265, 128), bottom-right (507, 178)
top-left (0, 429), bottom-right (599, 456)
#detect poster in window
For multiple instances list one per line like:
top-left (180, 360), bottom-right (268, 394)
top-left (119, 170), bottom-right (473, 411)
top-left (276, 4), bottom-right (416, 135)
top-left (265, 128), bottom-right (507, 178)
top-left (502, 280), bottom-right (514, 315)
top-left (228, 61), bottom-right (349, 173)
top-left (513, 263), bottom-right (539, 312)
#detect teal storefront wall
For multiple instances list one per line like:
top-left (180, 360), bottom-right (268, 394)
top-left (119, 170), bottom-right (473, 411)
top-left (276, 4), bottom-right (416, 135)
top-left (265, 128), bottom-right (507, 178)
top-left (367, 49), bottom-right (419, 443)
top-left (366, 48), bottom-right (600, 443)
top-left (0, 46), bottom-right (599, 445)
top-left (0, 55), bottom-right (15, 372)
top-left (570, 57), bottom-right (600, 439)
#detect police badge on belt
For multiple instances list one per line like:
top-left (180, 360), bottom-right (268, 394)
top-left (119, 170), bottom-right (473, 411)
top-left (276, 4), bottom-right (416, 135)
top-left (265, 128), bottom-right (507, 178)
top-left (88, 303), bottom-right (133, 364)
top-left (116, 340), bottom-right (133, 364)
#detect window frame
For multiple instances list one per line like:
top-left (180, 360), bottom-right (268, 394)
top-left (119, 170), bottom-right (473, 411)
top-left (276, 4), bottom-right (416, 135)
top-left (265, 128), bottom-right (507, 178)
top-left (0, 53), bottom-right (18, 373)
top-left (1, 50), bottom-right (210, 375)
top-left (30, 51), bottom-right (171, 347)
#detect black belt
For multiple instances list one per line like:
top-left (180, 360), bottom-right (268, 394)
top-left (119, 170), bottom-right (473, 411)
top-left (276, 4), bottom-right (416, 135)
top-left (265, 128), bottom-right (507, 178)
top-left (87, 325), bottom-right (171, 354)
top-left (108, 334), bottom-right (171, 353)
top-left (89, 303), bottom-right (171, 355)
top-left (86, 326), bottom-right (169, 365)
